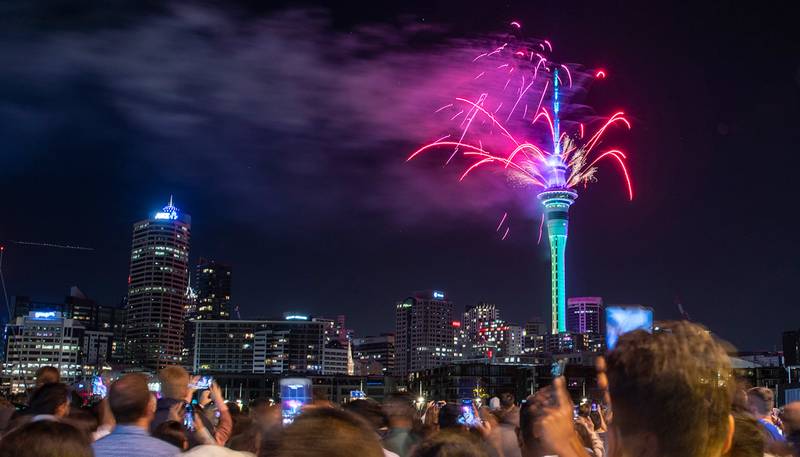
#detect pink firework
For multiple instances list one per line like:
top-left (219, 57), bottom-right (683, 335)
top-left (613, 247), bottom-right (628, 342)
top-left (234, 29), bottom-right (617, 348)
top-left (407, 28), bottom-right (633, 239)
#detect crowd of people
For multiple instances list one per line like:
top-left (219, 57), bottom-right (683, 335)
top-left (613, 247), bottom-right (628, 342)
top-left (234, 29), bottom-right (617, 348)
top-left (1, 321), bottom-right (800, 457)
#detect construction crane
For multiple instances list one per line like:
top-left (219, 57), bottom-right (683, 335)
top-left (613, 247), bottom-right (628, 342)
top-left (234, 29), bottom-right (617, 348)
top-left (0, 240), bottom-right (95, 322)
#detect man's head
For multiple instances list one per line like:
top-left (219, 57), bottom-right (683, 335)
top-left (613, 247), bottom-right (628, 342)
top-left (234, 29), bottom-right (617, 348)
top-left (747, 387), bottom-right (774, 418)
top-left (28, 382), bottom-right (70, 417)
top-left (412, 430), bottom-right (489, 457)
top-left (249, 398), bottom-right (280, 429)
top-left (382, 392), bottom-right (416, 428)
top-left (109, 373), bottom-right (156, 425)
top-left (158, 366), bottom-right (189, 401)
top-left (499, 391), bottom-right (515, 408)
top-left (275, 407), bottom-right (384, 457)
top-left (34, 366), bottom-right (60, 387)
top-left (577, 402), bottom-right (591, 418)
top-left (782, 402), bottom-right (800, 436)
top-left (343, 398), bottom-right (387, 432)
top-left (606, 321), bottom-right (734, 457)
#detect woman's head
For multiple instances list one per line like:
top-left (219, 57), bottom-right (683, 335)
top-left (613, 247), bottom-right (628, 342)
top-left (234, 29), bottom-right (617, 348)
top-left (0, 420), bottom-right (92, 457)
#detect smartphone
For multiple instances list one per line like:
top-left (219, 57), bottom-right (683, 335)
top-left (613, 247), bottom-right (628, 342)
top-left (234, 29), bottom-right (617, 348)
top-left (605, 306), bottom-right (654, 350)
top-left (190, 376), bottom-right (213, 390)
top-left (280, 378), bottom-right (311, 425)
top-left (184, 403), bottom-right (196, 431)
top-left (591, 402), bottom-right (598, 412)
top-left (457, 399), bottom-right (480, 427)
top-left (148, 381), bottom-right (162, 399)
top-left (551, 358), bottom-right (567, 377)
top-left (91, 375), bottom-right (108, 399)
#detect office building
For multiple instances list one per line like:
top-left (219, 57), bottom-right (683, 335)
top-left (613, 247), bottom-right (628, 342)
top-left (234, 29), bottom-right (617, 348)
top-left (463, 303), bottom-right (500, 340)
top-left (194, 259), bottom-right (232, 321)
top-left (125, 197), bottom-right (191, 370)
top-left (322, 341), bottom-right (350, 375)
top-left (82, 330), bottom-right (114, 369)
top-left (566, 297), bottom-right (604, 334)
top-left (394, 290), bottom-right (454, 376)
top-left (192, 319), bottom-right (259, 373)
top-left (11, 289), bottom-right (126, 363)
top-left (193, 315), bottom-right (339, 375)
top-left (523, 318), bottom-right (546, 353)
top-left (505, 324), bottom-right (524, 355)
top-left (543, 331), bottom-right (604, 354)
top-left (352, 333), bottom-right (395, 375)
top-left (452, 321), bottom-right (468, 361)
top-left (2, 311), bottom-right (84, 392)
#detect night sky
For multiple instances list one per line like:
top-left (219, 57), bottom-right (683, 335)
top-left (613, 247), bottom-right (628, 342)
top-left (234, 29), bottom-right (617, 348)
top-left (1, 1), bottom-right (798, 350)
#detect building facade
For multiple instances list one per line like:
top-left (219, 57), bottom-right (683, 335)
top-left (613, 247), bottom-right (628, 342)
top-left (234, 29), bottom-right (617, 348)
top-left (126, 198), bottom-right (191, 370)
top-left (566, 297), bottom-right (604, 334)
top-left (352, 333), bottom-right (395, 375)
top-left (11, 289), bottom-right (126, 364)
top-left (194, 259), bottom-right (232, 321)
top-left (193, 316), bottom-right (337, 375)
top-left (394, 290), bottom-right (454, 376)
top-left (463, 303), bottom-right (500, 352)
top-left (523, 318), bottom-right (546, 354)
top-left (2, 311), bottom-right (84, 392)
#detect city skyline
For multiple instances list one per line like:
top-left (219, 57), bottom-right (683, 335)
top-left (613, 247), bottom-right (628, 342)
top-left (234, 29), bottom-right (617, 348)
top-left (1, 2), bottom-right (798, 352)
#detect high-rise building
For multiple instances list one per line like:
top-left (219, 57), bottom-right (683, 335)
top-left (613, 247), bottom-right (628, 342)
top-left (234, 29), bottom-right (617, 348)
top-left (462, 302), bottom-right (501, 358)
top-left (192, 315), bottom-right (340, 375)
top-left (505, 324), bottom-right (524, 355)
top-left (194, 259), bottom-right (232, 321)
top-left (2, 311), bottom-right (84, 392)
top-left (322, 341), bottom-right (349, 375)
top-left (11, 289), bottom-right (126, 364)
top-left (125, 197), bottom-right (191, 370)
top-left (566, 297), bottom-right (605, 334)
top-left (352, 333), bottom-right (395, 375)
top-left (192, 319), bottom-right (259, 373)
top-left (523, 318), bottom-right (546, 354)
top-left (394, 290), bottom-right (454, 376)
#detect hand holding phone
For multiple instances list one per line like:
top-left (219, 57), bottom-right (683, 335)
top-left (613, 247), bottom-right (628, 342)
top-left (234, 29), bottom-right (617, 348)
top-left (91, 375), bottom-right (108, 399)
top-left (458, 399), bottom-right (481, 427)
top-left (280, 378), bottom-right (311, 425)
top-left (183, 403), bottom-right (196, 432)
top-left (189, 376), bottom-right (213, 390)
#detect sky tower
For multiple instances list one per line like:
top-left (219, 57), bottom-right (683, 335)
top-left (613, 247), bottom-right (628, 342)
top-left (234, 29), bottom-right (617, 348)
top-left (407, 38), bottom-right (635, 335)
top-left (538, 68), bottom-right (575, 334)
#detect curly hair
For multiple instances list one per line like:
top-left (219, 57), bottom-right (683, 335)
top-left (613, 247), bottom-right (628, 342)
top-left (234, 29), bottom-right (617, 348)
top-left (606, 321), bottom-right (733, 457)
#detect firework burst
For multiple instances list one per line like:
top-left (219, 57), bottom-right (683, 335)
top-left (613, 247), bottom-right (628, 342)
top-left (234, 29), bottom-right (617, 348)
top-left (407, 24), bottom-right (634, 220)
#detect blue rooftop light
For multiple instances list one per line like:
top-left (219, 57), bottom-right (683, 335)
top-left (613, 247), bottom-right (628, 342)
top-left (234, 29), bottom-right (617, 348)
top-left (155, 195), bottom-right (180, 220)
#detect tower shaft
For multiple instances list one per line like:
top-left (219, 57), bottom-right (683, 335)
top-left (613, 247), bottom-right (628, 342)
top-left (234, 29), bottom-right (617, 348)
top-left (538, 189), bottom-right (577, 334)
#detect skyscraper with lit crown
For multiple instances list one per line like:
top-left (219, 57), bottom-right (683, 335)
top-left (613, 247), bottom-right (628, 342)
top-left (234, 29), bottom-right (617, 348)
top-left (125, 197), bottom-right (191, 370)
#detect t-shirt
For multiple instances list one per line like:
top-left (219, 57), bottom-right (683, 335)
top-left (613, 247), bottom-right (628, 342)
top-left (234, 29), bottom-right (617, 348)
top-left (759, 418), bottom-right (786, 443)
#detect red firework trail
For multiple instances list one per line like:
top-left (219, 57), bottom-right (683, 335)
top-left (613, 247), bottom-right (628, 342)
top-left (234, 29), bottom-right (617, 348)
top-left (501, 227), bottom-right (510, 240)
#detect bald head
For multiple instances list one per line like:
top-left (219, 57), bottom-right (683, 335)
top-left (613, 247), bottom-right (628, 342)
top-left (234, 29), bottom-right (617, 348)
top-left (109, 373), bottom-right (155, 425)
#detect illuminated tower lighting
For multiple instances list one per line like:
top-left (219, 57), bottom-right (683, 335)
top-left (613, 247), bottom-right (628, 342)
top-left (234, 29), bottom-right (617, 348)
top-left (539, 67), bottom-right (575, 335)
top-left (538, 188), bottom-right (576, 334)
